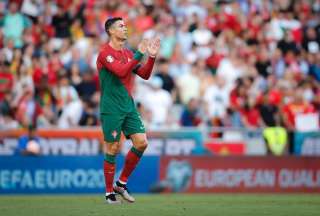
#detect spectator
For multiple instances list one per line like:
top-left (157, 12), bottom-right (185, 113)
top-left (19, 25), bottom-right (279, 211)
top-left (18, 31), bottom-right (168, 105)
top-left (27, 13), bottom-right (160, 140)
top-left (176, 22), bottom-right (193, 56)
top-left (13, 64), bottom-right (34, 103)
top-left (271, 48), bottom-right (286, 78)
top-left (141, 76), bottom-right (172, 128)
top-left (15, 125), bottom-right (41, 156)
top-left (54, 73), bottom-right (79, 114)
top-left (0, 91), bottom-right (12, 117)
top-left (259, 93), bottom-right (280, 127)
top-left (69, 63), bottom-right (82, 86)
top-left (15, 87), bottom-right (43, 128)
top-left (79, 100), bottom-right (98, 126)
top-left (34, 76), bottom-right (57, 127)
top-left (282, 87), bottom-right (316, 131)
top-left (255, 47), bottom-right (271, 78)
top-left (0, 61), bottom-right (13, 102)
top-left (57, 98), bottom-right (83, 129)
top-left (3, 2), bottom-right (30, 48)
top-left (239, 98), bottom-right (263, 130)
top-left (216, 50), bottom-right (244, 90)
top-left (64, 47), bottom-right (90, 74)
top-left (203, 76), bottom-right (230, 121)
top-left (229, 78), bottom-right (247, 110)
top-left (168, 52), bottom-right (191, 78)
top-left (159, 25), bottom-right (176, 59)
top-left (134, 5), bottom-right (155, 33)
top-left (154, 58), bottom-right (176, 94)
top-left (177, 63), bottom-right (201, 105)
top-left (222, 107), bottom-right (243, 128)
top-left (0, 91), bottom-right (18, 130)
top-left (302, 27), bottom-right (319, 53)
top-left (180, 98), bottom-right (201, 127)
top-left (0, 0), bottom-right (318, 137)
top-left (75, 71), bottom-right (97, 100)
top-left (2, 38), bottom-right (15, 62)
top-left (309, 53), bottom-right (320, 82)
top-left (46, 50), bottom-right (63, 86)
top-left (192, 20), bottom-right (213, 46)
top-left (277, 31), bottom-right (299, 55)
top-left (312, 90), bottom-right (320, 111)
top-left (52, 4), bottom-right (72, 38)
top-left (136, 102), bottom-right (152, 129)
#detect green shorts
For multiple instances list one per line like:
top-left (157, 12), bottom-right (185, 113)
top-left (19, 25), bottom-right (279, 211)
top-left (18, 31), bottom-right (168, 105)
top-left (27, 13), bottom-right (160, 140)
top-left (100, 108), bottom-right (146, 142)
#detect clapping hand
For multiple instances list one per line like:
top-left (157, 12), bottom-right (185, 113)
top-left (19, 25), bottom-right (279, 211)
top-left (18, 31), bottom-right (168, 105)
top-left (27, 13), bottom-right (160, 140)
top-left (147, 37), bottom-right (161, 57)
top-left (138, 38), bottom-right (149, 54)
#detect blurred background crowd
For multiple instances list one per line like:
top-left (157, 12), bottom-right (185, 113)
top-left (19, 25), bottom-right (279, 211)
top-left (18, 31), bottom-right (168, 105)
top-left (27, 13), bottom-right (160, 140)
top-left (0, 0), bottom-right (319, 134)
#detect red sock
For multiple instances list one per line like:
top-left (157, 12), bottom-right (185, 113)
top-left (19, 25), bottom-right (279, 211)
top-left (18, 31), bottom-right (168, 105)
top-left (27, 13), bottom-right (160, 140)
top-left (119, 147), bottom-right (144, 183)
top-left (104, 154), bottom-right (116, 193)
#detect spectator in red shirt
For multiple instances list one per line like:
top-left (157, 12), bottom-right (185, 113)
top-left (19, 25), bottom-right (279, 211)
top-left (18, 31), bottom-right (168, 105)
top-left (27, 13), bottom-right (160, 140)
top-left (230, 78), bottom-right (247, 110)
top-left (240, 98), bottom-right (263, 129)
top-left (45, 51), bottom-right (62, 86)
top-left (282, 88), bottom-right (316, 130)
top-left (15, 86), bottom-right (43, 127)
top-left (0, 61), bottom-right (13, 102)
top-left (312, 90), bottom-right (320, 111)
top-left (134, 6), bottom-right (154, 33)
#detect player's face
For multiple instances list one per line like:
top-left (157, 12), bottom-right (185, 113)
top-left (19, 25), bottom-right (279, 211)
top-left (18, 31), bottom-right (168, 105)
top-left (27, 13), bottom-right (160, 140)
top-left (110, 20), bottom-right (128, 40)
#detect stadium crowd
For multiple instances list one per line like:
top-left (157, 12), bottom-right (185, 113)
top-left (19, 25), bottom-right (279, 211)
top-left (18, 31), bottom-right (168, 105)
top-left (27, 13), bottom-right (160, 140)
top-left (0, 0), bottom-right (319, 134)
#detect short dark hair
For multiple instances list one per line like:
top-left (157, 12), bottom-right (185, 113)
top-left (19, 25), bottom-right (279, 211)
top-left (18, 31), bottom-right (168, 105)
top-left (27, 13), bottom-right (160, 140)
top-left (105, 17), bottom-right (123, 35)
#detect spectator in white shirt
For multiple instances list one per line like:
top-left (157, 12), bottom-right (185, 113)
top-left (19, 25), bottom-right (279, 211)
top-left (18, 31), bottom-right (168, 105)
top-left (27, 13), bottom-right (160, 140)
top-left (141, 76), bottom-right (172, 128)
top-left (203, 76), bottom-right (230, 119)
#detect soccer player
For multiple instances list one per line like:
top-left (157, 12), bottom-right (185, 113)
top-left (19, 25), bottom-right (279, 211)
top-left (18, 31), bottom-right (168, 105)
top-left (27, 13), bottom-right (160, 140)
top-left (96, 17), bottom-right (160, 204)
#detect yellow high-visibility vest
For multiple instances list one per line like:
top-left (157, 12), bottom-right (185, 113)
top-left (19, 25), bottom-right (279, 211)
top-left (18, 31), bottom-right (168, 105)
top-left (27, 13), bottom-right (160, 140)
top-left (263, 127), bottom-right (287, 155)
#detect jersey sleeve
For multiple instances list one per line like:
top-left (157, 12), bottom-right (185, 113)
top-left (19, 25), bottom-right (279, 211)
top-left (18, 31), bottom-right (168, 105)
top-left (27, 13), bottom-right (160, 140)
top-left (97, 50), bottom-right (144, 77)
top-left (134, 56), bottom-right (155, 80)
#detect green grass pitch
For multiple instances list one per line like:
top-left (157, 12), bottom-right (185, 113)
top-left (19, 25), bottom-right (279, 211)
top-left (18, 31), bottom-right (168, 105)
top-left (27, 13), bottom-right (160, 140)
top-left (0, 194), bottom-right (320, 216)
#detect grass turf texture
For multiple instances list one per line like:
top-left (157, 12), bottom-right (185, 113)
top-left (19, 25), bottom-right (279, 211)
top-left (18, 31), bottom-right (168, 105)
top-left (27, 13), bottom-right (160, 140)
top-left (0, 194), bottom-right (320, 216)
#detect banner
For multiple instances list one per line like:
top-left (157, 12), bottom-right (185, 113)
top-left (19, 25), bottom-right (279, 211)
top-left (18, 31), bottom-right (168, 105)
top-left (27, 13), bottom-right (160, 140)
top-left (0, 155), bottom-right (159, 194)
top-left (294, 132), bottom-right (320, 156)
top-left (122, 129), bottom-right (205, 156)
top-left (204, 141), bottom-right (245, 155)
top-left (0, 128), bottom-right (205, 156)
top-left (0, 129), bottom-right (103, 156)
top-left (159, 156), bottom-right (320, 193)
top-left (295, 113), bottom-right (319, 132)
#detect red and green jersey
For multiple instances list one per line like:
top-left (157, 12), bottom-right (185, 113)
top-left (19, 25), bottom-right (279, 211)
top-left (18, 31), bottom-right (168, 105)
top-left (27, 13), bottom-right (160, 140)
top-left (96, 43), bottom-right (155, 114)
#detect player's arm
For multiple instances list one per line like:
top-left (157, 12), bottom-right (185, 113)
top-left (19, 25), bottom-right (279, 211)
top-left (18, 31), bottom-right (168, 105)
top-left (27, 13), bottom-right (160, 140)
top-left (98, 50), bottom-right (143, 78)
top-left (134, 57), bottom-right (155, 80)
top-left (134, 37), bottom-right (161, 80)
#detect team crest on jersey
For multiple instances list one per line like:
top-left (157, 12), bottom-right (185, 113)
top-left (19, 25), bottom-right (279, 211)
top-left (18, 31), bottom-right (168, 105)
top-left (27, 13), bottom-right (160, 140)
top-left (106, 55), bottom-right (114, 63)
top-left (111, 130), bottom-right (117, 139)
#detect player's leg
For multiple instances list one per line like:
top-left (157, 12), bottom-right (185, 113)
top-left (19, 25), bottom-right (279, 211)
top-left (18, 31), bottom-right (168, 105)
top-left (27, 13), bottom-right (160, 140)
top-left (114, 109), bottom-right (147, 202)
top-left (103, 141), bottom-right (121, 204)
top-left (118, 133), bottom-right (147, 184)
top-left (114, 133), bottom-right (147, 203)
top-left (101, 113), bottom-right (124, 204)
